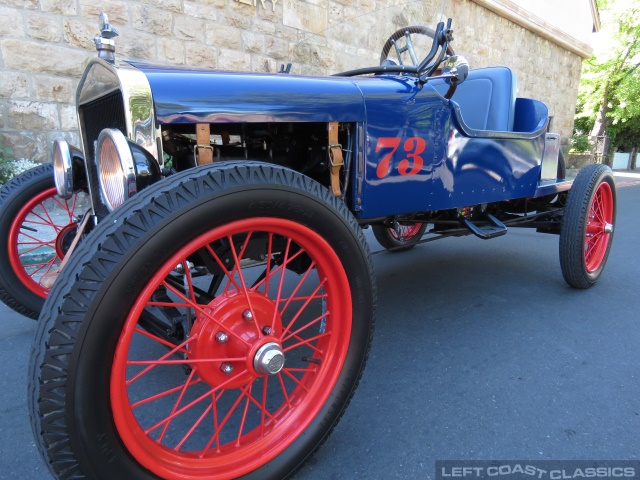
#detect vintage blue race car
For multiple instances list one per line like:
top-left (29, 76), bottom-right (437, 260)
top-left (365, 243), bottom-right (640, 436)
top-left (13, 12), bottom-right (615, 480)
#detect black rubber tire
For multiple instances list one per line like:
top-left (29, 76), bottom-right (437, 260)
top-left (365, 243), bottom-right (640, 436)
top-left (559, 164), bottom-right (616, 289)
top-left (380, 25), bottom-right (455, 65)
top-left (0, 164), bottom-right (55, 319)
top-left (557, 150), bottom-right (567, 180)
top-left (372, 222), bottom-right (427, 252)
top-left (29, 162), bottom-right (376, 480)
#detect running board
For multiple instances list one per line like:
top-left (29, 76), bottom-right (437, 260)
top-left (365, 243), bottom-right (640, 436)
top-left (459, 212), bottom-right (508, 239)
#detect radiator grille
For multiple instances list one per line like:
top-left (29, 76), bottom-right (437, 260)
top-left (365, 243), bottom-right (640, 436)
top-left (79, 90), bottom-right (127, 218)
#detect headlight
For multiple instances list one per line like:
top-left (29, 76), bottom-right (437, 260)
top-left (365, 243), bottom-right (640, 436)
top-left (96, 128), bottom-right (161, 211)
top-left (53, 139), bottom-right (82, 199)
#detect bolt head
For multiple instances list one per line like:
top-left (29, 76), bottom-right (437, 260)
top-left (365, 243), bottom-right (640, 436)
top-left (262, 326), bottom-right (272, 335)
top-left (220, 363), bottom-right (234, 375)
top-left (242, 309), bottom-right (254, 321)
top-left (215, 332), bottom-right (229, 344)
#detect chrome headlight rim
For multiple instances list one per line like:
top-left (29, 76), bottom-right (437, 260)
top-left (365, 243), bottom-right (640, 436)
top-left (96, 128), bottom-right (136, 212)
top-left (53, 139), bottom-right (74, 199)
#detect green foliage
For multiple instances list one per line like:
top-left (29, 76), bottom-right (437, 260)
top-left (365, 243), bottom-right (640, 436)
top-left (570, 134), bottom-right (592, 153)
top-left (575, 0), bottom-right (640, 149)
top-left (0, 141), bottom-right (15, 186)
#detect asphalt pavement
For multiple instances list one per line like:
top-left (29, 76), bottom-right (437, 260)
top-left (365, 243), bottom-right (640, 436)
top-left (1, 172), bottom-right (639, 480)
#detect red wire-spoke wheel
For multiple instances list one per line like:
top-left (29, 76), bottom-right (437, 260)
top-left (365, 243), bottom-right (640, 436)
top-left (29, 164), bottom-right (375, 480)
top-left (372, 221), bottom-right (427, 252)
top-left (112, 218), bottom-right (353, 479)
top-left (560, 164), bottom-right (616, 289)
top-left (9, 188), bottom-right (80, 297)
top-left (0, 163), bottom-right (87, 318)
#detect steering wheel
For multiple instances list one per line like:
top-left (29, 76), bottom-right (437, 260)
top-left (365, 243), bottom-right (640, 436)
top-left (380, 25), bottom-right (454, 68)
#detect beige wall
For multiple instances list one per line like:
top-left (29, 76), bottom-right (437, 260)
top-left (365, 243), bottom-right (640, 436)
top-left (0, 0), bottom-right (590, 162)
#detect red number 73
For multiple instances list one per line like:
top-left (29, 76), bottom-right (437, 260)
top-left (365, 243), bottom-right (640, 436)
top-left (375, 136), bottom-right (426, 178)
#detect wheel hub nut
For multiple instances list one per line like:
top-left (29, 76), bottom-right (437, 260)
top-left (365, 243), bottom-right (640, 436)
top-left (253, 342), bottom-right (285, 375)
top-left (242, 309), bottom-right (253, 321)
top-left (215, 331), bottom-right (229, 343)
top-left (220, 363), bottom-right (234, 375)
top-left (604, 223), bottom-right (614, 234)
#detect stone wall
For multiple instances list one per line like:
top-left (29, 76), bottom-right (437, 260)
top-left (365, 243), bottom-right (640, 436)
top-left (0, 0), bottom-right (585, 163)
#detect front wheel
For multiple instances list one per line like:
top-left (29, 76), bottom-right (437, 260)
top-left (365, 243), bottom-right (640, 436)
top-left (30, 163), bottom-right (376, 480)
top-left (0, 164), bottom-right (88, 318)
top-left (559, 164), bottom-right (616, 288)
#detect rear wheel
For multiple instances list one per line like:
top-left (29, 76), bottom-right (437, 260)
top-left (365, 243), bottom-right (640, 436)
top-left (30, 163), bottom-right (375, 480)
top-left (373, 222), bottom-right (427, 252)
top-left (559, 164), bottom-right (616, 288)
top-left (0, 164), bottom-right (88, 318)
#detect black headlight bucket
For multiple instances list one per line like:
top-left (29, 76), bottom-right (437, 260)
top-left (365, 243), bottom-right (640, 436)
top-left (53, 139), bottom-right (84, 199)
top-left (96, 128), bottom-right (161, 211)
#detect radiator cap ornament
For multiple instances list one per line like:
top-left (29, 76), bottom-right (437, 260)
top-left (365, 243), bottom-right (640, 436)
top-left (94, 12), bottom-right (119, 64)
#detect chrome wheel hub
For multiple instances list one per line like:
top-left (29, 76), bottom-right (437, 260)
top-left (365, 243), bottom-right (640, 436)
top-left (254, 342), bottom-right (285, 375)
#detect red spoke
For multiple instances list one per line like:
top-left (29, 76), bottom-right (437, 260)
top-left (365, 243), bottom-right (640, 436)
top-left (21, 219), bottom-right (55, 227)
top-left (183, 261), bottom-right (197, 304)
top-left (161, 281), bottom-right (252, 347)
top-left (27, 210), bottom-right (55, 227)
top-left (289, 333), bottom-right (323, 355)
top-left (282, 312), bottom-right (329, 344)
top-left (283, 367), bottom-right (318, 373)
top-left (144, 368), bottom-right (248, 435)
top-left (174, 400), bottom-right (214, 451)
top-left (127, 357), bottom-right (245, 366)
top-left (127, 333), bottom-right (198, 386)
top-left (205, 244), bottom-right (243, 292)
top-left (272, 239), bottom-right (292, 329)
top-left (280, 279), bottom-right (327, 339)
top-left (283, 331), bottom-right (331, 353)
top-left (277, 372), bottom-right (292, 408)
top-left (260, 377), bottom-right (268, 438)
top-left (17, 231), bottom-right (54, 244)
top-left (197, 383), bottom-right (252, 451)
top-left (133, 327), bottom-right (190, 354)
top-left (282, 369), bottom-right (309, 393)
top-left (250, 246), bottom-right (305, 293)
top-left (198, 390), bottom-right (226, 456)
top-left (158, 368), bottom-right (198, 442)
top-left (38, 203), bottom-right (61, 232)
top-left (279, 293), bottom-right (327, 304)
top-left (235, 382), bottom-right (253, 446)
top-left (131, 377), bottom-right (202, 409)
top-left (278, 260), bottom-right (315, 316)
top-left (265, 233), bottom-right (273, 294)
top-left (226, 233), bottom-right (261, 336)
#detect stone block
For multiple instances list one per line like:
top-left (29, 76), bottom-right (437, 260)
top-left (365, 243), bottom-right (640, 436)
top-left (118, 29), bottom-right (156, 60)
top-left (283, 0), bottom-right (327, 33)
top-left (26, 13), bottom-right (62, 42)
top-left (174, 15), bottom-right (206, 42)
top-left (198, 0), bottom-right (227, 8)
top-left (63, 19), bottom-right (96, 50)
top-left (139, 0), bottom-right (183, 14)
top-left (250, 54), bottom-right (278, 73)
top-left (8, 101), bottom-right (59, 130)
top-left (79, 0), bottom-right (128, 24)
top-left (1, 131), bottom-right (48, 162)
top-left (0, 0), bottom-right (37, 9)
top-left (40, 0), bottom-right (76, 15)
top-left (33, 75), bottom-right (76, 103)
top-left (185, 43), bottom-right (217, 69)
top-left (218, 48), bottom-right (251, 71)
top-left (0, 71), bottom-right (29, 98)
top-left (252, 18), bottom-right (276, 35)
top-left (0, 6), bottom-right (24, 37)
top-left (206, 24), bottom-right (243, 50)
top-left (242, 31), bottom-right (264, 53)
top-left (60, 105), bottom-right (79, 131)
top-left (132, 5), bottom-right (173, 36)
top-left (265, 35), bottom-right (289, 60)
top-left (1, 39), bottom-right (90, 77)
top-left (184, 1), bottom-right (219, 21)
top-left (158, 37), bottom-right (186, 65)
top-left (218, 10), bottom-right (251, 30)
